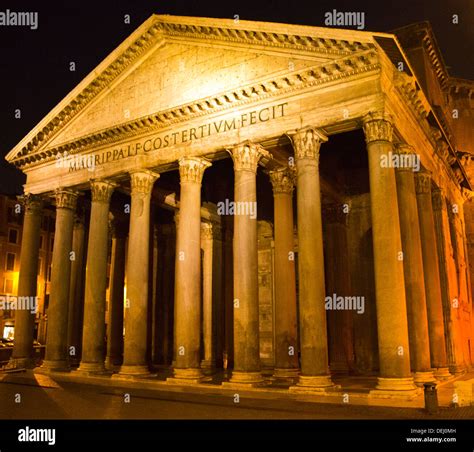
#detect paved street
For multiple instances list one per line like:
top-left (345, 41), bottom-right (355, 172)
top-left (1, 372), bottom-right (473, 420)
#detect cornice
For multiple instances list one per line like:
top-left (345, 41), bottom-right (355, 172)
top-left (393, 70), bottom-right (469, 190)
top-left (12, 49), bottom-right (379, 170)
top-left (159, 20), bottom-right (375, 57)
top-left (394, 71), bottom-right (430, 120)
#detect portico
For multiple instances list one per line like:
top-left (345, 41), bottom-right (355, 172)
top-left (5, 15), bottom-right (473, 400)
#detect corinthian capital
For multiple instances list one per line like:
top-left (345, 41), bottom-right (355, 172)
top-left (414, 170), bottom-right (432, 195)
top-left (130, 170), bottom-right (159, 195)
top-left (362, 112), bottom-right (393, 144)
top-left (228, 141), bottom-right (270, 173)
top-left (269, 167), bottom-right (295, 195)
top-left (178, 157), bottom-right (211, 184)
top-left (90, 179), bottom-right (117, 204)
top-left (201, 221), bottom-right (222, 241)
top-left (18, 193), bottom-right (43, 215)
top-left (291, 127), bottom-right (327, 161)
top-left (54, 188), bottom-right (79, 210)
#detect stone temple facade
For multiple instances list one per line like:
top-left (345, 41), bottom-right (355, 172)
top-left (4, 15), bottom-right (473, 399)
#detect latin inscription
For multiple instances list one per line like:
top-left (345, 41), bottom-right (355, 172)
top-left (67, 102), bottom-right (288, 172)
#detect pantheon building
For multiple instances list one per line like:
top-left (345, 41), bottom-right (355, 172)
top-left (4, 15), bottom-right (474, 399)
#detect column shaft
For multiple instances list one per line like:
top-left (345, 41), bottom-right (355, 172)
top-left (10, 194), bottom-right (43, 368)
top-left (42, 189), bottom-right (78, 371)
top-left (223, 222), bottom-right (234, 370)
top-left (105, 222), bottom-right (127, 370)
top-left (269, 168), bottom-right (299, 380)
top-left (78, 180), bottom-right (115, 372)
top-left (119, 171), bottom-right (158, 376)
top-left (201, 222), bottom-right (219, 370)
top-left (67, 213), bottom-right (86, 367)
top-left (225, 142), bottom-right (268, 386)
top-left (415, 173), bottom-right (450, 379)
top-left (395, 145), bottom-right (433, 385)
top-left (363, 113), bottom-right (416, 394)
top-left (291, 128), bottom-right (334, 391)
top-left (435, 190), bottom-right (468, 374)
top-left (169, 157), bottom-right (210, 383)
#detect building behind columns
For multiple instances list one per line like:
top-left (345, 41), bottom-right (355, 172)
top-left (3, 15), bottom-right (473, 397)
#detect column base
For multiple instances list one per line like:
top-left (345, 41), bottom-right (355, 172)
top-left (166, 368), bottom-right (205, 385)
top-left (38, 360), bottom-right (70, 373)
top-left (434, 367), bottom-right (453, 380)
top-left (369, 377), bottom-right (421, 399)
top-left (221, 371), bottom-right (266, 389)
top-left (200, 360), bottom-right (217, 374)
top-left (7, 357), bottom-right (36, 370)
top-left (75, 361), bottom-right (108, 375)
top-left (289, 375), bottom-right (340, 393)
top-left (448, 364), bottom-right (466, 376)
top-left (413, 371), bottom-right (436, 387)
top-left (272, 367), bottom-right (299, 383)
top-left (104, 357), bottom-right (122, 372)
top-left (113, 364), bottom-right (150, 379)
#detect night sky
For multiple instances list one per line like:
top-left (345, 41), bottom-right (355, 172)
top-left (1, 0), bottom-right (472, 194)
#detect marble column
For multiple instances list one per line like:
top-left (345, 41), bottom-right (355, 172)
top-left (118, 170), bottom-right (158, 376)
top-left (224, 141), bottom-right (269, 387)
top-left (223, 222), bottom-right (234, 371)
top-left (201, 222), bottom-right (214, 371)
top-left (67, 210), bottom-right (86, 367)
top-left (269, 167), bottom-right (299, 381)
top-left (289, 127), bottom-right (335, 392)
top-left (395, 145), bottom-right (434, 385)
top-left (430, 186), bottom-right (461, 376)
top-left (362, 113), bottom-right (417, 396)
top-left (151, 224), bottom-right (160, 366)
top-left (77, 180), bottom-right (116, 373)
top-left (415, 172), bottom-right (451, 379)
top-left (157, 223), bottom-right (175, 366)
top-left (200, 221), bottom-right (223, 371)
top-left (105, 219), bottom-right (127, 370)
top-left (41, 189), bottom-right (78, 371)
top-left (168, 157), bottom-right (211, 384)
top-left (10, 194), bottom-right (43, 368)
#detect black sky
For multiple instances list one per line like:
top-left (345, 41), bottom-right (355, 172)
top-left (1, 0), bottom-right (472, 194)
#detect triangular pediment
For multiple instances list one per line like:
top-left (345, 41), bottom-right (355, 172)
top-left (7, 14), bottom-right (379, 168)
top-left (46, 41), bottom-right (332, 149)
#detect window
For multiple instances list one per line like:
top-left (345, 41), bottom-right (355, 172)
top-left (3, 278), bottom-right (13, 294)
top-left (5, 253), bottom-right (15, 271)
top-left (8, 229), bottom-right (18, 244)
top-left (47, 265), bottom-right (52, 282)
top-left (38, 257), bottom-right (42, 276)
top-left (50, 237), bottom-right (54, 252)
top-left (39, 235), bottom-right (43, 250)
